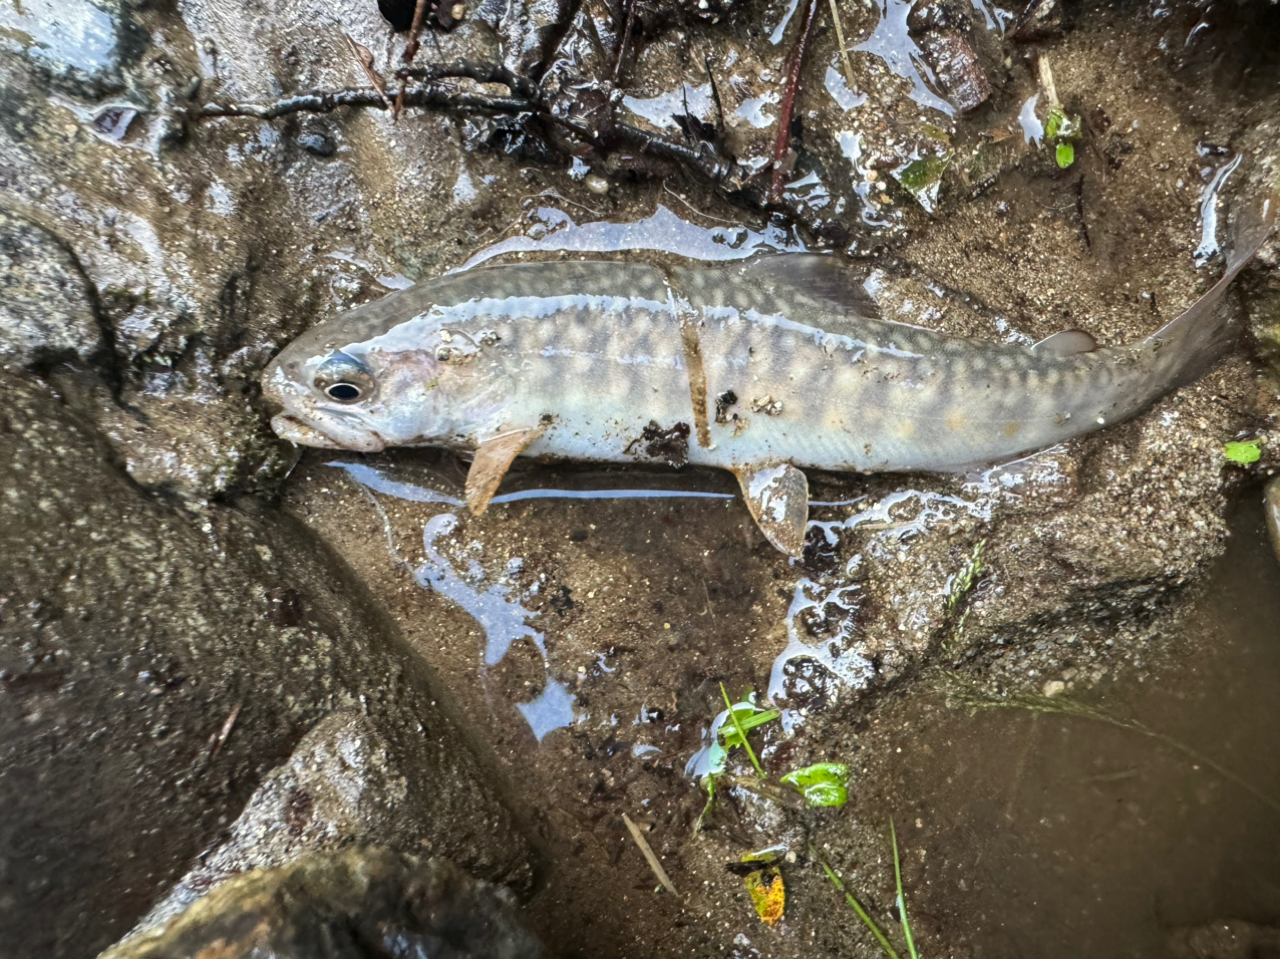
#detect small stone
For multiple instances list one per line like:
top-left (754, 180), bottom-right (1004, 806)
top-left (1042, 679), bottom-right (1066, 697)
top-left (297, 132), bottom-right (336, 157)
top-left (584, 173), bottom-right (610, 194)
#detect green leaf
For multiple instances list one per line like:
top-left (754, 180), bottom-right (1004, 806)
top-left (719, 705), bottom-right (781, 746)
top-left (741, 846), bottom-right (785, 864)
top-left (1224, 439), bottom-right (1263, 465)
top-left (891, 155), bottom-right (950, 214)
top-left (1055, 142), bottom-right (1075, 168)
top-left (815, 853), bottom-right (902, 959)
top-left (781, 762), bottom-right (850, 807)
top-left (1044, 108), bottom-right (1064, 138)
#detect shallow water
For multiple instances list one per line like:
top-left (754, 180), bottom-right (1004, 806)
top-left (872, 498), bottom-right (1280, 957)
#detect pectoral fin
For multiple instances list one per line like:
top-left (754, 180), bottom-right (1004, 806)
top-left (733, 462), bottom-right (810, 557)
top-left (465, 427), bottom-right (542, 515)
top-left (1032, 329), bottom-right (1097, 356)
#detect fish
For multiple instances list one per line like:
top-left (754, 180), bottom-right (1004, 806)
top-left (262, 196), bottom-right (1275, 556)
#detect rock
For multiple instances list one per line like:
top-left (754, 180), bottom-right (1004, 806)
top-left (128, 711), bottom-right (514, 938)
top-left (0, 208), bottom-right (105, 368)
top-left (1165, 918), bottom-right (1280, 959)
top-left (908, 0), bottom-right (992, 113)
top-left (0, 371), bottom-right (533, 959)
top-left (1011, 0), bottom-right (1063, 41)
top-left (98, 847), bottom-right (544, 959)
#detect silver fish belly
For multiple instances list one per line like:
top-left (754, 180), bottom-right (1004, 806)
top-left (262, 197), bottom-right (1275, 556)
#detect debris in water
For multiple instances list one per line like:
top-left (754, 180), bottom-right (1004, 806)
top-left (743, 860), bottom-right (786, 926)
top-left (1223, 439), bottom-right (1262, 466)
top-left (780, 762), bottom-right (850, 807)
top-left (622, 813), bottom-right (679, 896)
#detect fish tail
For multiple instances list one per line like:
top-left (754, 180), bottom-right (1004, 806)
top-left (1145, 192), bottom-right (1277, 387)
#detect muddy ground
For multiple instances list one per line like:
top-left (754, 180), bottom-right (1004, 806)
top-left (1, 0), bottom-right (1279, 955)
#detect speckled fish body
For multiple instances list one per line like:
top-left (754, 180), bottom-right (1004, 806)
top-left (262, 197), bottom-right (1274, 554)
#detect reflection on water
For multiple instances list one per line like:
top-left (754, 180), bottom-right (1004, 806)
top-left (459, 203), bottom-right (804, 271)
top-left (853, 0), bottom-right (955, 116)
top-left (889, 500), bottom-right (1280, 958)
top-left (769, 577), bottom-right (874, 732)
top-left (415, 514), bottom-right (546, 666)
top-left (333, 454), bottom-right (1051, 748)
top-left (333, 463), bottom-right (581, 742)
top-left (329, 460), bottom-right (871, 508)
top-left (1193, 151), bottom-right (1242, 267)
top-left (0, 0), bottom-right (118, 79)
top-left (516, 677), bottom-right (577, 743)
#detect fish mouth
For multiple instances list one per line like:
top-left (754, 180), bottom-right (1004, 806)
top-left (270, 413), bottom-right (387, 453)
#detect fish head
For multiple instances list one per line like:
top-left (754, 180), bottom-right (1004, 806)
top-left (261, 310), bottom-right (511, 453)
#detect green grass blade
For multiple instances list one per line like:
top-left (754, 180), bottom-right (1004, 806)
top-left (720, 682), bottom-right (765, 777)
top-left (816, 853), bottom-right (901, 959)
top-left (891, 821), bottom-right (919, 959)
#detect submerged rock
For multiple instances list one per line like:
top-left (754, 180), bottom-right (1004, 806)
top-left (1165, 918), bottom-right (1280, 959)
top-left (129, 710), bottom-right (522, 938)
top-left (0, 0), bottom-right (142, 98)
top-left (98, 847), bottom-right (544, 959)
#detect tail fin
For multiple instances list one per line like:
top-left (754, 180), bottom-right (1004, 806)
top-left (1146, 192), bottom-right (1277, 386)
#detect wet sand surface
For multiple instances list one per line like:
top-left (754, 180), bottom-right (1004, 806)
top-left (287, 450), bottom-right (1280, 957)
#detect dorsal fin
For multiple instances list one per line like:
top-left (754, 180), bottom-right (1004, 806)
top-left (1032, 329), bottom-right (1097, 356)
top-left (735, 254), bottom-right (882, 319)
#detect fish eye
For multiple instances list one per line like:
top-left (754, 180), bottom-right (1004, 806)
top-left (325, 382), bottom-right (363, 401)
top-left (313, 351), bottom-right (375, 404)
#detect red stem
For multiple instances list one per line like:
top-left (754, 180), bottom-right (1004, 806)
top-left (767, 0), bottom-right (820, 206)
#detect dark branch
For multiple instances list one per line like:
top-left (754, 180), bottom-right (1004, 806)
top-left (395, 60), bottom-right (541, 102)
top-left (196, 59), bottom-right (854, 244)
top-left (198, 83), bottom-right (529, 120)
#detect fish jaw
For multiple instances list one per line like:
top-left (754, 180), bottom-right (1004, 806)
top-left (269, 413), bottom-right (387, 452)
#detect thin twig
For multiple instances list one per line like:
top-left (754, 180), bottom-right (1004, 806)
top-left (344, 34), bottom-right (391, 109)
top-left (207, 701), bottom-right (243, 764)
top-left (613, 0), bottom-right (637, 84)
top-left (1037, 54), bottom-right (1060, 110)
top-left (397, 60), bottom-right (541, 100)
top-left (827, 0), bottom-right (858, 96)
top-left (199, 84), bottom-right (530, 120)
top-left (661, 181), bottom-right (739, 226)
top-left (622, 813), bottom-right (679, 895)
top-left (403, 0), bottom-right (431, 64)
top-left (197, 60), bottom-right (855, 243)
